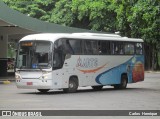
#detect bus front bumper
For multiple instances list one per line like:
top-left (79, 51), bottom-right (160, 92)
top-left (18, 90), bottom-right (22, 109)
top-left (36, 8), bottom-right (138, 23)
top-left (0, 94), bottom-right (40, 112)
top-left (16, 79), bottom-right (52, 89)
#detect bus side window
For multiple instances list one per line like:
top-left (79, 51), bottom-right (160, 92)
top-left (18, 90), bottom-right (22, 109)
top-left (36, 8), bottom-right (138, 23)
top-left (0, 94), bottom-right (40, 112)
top-left (53, 39), bottom-right (65, 69)
top-left (68, 39), bottom-right (82, 55)
top-left (118, 42), bottom-right (124, 55)
top-left (112, 42), bottom-right (124, 55)
top-left (91, 40), bottom-right (99, 55)
top-left (84, 40), bottom-right (98, 55)
top-left (135, 43), bottom-right (143, 55)
top-left (53, 52), bottom-right (62, 69)
top-left (62, 39), bottom-right (74, 55)
top-left (124, 43), bottom-right (135, 55)
top-left (99, 41), bottom-right (110, 55)
top-left (84, 40), bottom-right (92, 55)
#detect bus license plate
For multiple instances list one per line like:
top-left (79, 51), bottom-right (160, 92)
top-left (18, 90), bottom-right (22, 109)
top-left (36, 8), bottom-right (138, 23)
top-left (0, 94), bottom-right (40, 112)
top-left (27, 82), bottom-right (33, 85)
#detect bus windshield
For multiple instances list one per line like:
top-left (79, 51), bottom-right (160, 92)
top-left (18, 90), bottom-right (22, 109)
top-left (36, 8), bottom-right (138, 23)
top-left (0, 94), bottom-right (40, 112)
top-left (16, 41), bottom-right (52, 69)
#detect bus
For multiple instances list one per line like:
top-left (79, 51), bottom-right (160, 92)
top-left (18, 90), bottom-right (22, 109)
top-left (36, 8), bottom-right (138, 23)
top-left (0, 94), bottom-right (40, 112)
top-left (15, 33), bottom-right (144, 93)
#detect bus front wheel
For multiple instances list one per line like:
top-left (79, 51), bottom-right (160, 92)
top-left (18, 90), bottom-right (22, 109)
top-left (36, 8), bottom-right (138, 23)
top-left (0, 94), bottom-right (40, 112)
top-left (114, 75), bottom-right (128, 89)
top-left (38, 89), bottom-right (49, 93)
top-left (63, 77), bottom-right (78, 93)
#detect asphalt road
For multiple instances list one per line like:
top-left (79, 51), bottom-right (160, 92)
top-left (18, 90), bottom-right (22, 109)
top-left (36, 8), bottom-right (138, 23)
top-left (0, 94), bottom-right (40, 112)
top-left (0, 72), bottom-right (160, 118)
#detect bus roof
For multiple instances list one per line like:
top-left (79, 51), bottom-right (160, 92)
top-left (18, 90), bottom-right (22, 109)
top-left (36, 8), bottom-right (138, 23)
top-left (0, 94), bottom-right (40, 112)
top-left (20, 33), bottom-right (143, 42)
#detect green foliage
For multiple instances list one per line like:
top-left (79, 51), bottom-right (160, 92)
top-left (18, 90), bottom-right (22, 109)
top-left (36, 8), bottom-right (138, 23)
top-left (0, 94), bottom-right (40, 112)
top-left (112, 0), bottom-right (136, 37)
top-left (128, 0), bottom-right (160, 43)
top-left (49, 0), bottom-right (117, 32)
top-left (70, 0), bottom-right (117, 31)
top-left (50, 0), bottom-right (73, 26)
top-left (2, 0), bottom-right (160, 70)
top-left (112, 0), bottom-right (160, 70)
top-left (3, 0), bottom-right (57, 21)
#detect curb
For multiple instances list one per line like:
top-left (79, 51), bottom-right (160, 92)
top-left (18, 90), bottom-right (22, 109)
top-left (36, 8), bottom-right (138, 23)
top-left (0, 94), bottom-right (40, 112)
top-left (0, 80), bottom-right (11, 84)
top-left (145, 71), bottom-right (160, 74)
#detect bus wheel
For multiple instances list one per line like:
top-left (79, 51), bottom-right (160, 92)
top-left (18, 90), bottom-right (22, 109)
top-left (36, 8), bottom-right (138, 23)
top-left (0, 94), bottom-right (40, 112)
top-left (92, 86), bottom-right (103, 91)
top-left (63, 77), bottom-right (78, 93)
top-left (114, 75), bottom-right (128, 89)
top-left (38, 89), bottom-right (49, 93)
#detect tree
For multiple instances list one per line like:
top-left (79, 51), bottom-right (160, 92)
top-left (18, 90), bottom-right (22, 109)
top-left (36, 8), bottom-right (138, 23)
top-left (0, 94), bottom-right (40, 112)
top-left (3, 0), bottom-right (160, 70)
top-left (128, 0), bottom-right (160, 70)
top-left (2, 0), bottom-right (118, 32)
top-left (111, 0), bottom-right (135, 37)
top-left (49, 0), bottom-right (117, 32)
top-left (3, 0), bottom-right (57, 21)
top-left (50, 0), bottom-right (74, 26)
top-left (113, 0), bottom-right (160, 70)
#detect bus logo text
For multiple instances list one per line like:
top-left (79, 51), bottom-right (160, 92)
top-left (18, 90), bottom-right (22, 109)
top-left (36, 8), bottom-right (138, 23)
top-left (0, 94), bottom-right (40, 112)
top-left (76, 57), bottom-right (98, 68)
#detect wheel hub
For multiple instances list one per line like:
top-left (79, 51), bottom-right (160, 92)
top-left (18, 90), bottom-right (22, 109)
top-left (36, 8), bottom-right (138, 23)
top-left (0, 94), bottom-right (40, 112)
top-left (69, 83), bottom-right (74, 88)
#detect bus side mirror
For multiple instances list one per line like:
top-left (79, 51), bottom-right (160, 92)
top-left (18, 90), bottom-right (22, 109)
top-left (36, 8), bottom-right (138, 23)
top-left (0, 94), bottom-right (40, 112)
top-left (65, 54), bottom-right (71, 59)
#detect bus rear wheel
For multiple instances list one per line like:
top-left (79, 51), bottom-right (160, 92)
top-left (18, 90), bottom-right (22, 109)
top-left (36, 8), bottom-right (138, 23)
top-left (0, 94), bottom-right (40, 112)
top-left (114, 75), bottom-right (128, 89)
top-left (38, 89), bottom-right (49, 93)
top-left (63, 77), bottom-right (78, 93)
top-left (92, 86), bottom-right (103, 91)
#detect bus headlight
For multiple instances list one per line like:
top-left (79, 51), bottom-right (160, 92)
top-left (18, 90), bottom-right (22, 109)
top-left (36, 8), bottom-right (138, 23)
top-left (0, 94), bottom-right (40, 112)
top-left (42, 75), bottom-right (48, 79)
top-left (39, 72), bottom-right (52, 80)
top-left (39, 75), bottom-right (50, 80)
top-left (15, 74), bottom-right (21, 80)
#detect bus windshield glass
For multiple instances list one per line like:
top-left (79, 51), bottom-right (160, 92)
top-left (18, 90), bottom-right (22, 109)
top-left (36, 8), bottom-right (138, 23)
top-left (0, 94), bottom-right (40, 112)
top-left (16, 41), bottom-right (52, 69)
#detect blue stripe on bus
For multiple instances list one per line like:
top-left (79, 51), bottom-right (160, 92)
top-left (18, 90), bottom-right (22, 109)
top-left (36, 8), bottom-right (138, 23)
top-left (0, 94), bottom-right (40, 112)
top-left (95, 55), bottom-right (144, 85)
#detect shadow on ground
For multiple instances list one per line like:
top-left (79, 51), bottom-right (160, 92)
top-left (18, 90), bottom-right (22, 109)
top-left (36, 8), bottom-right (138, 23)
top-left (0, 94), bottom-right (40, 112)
top-left (18, 87), bottom-right (159, 95)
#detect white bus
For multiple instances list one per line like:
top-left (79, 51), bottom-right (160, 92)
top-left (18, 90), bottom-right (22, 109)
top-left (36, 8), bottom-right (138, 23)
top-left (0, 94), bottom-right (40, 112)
top-left (15, 33), bottom-right (144, 93)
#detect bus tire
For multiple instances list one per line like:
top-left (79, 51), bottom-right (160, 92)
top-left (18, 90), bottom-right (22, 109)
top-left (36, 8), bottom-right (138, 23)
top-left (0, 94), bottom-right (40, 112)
top-left (63, 77), bottom-right (78, 93)
top-left (92, 86), bottom-right (103, 91)
top-left (114, 75), bottom-right (128, 89)
top-left (38, 89), bottom-right (49, 93)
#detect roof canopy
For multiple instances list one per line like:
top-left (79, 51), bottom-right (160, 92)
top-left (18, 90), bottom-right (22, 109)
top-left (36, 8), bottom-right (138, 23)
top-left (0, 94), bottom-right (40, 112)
top-left (0, 1), bottom-right (91, 35)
